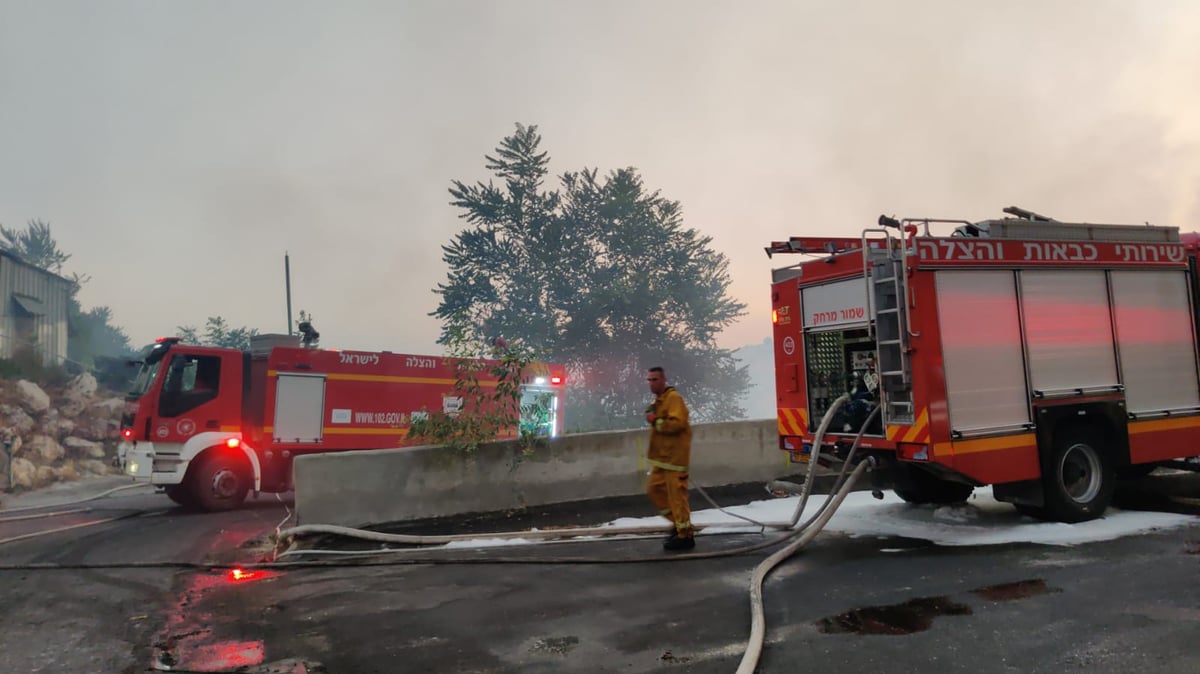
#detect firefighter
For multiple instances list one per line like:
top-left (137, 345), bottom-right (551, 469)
top-left (644, 366), bottom-right (695, 551)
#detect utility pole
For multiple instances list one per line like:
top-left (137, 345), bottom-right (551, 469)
top-left (285, 252), bottom-right (293, 336)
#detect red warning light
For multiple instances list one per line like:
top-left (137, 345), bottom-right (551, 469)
top-left (772, 309), bottom-right (779, 324)
top-left (226, 437), bottom-right (241, 449)
top-left (122, 428), bottom-right (133, 439)
top-left (550, 376), bottom-right (563, 385)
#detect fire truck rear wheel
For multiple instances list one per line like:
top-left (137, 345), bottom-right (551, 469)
top-left (190, 451), bottom-right (250, 512)
top-left (1115, 463), bottom-right (1157, 480)
top-left (1042, 429), bottom-right (1114, 523)
top-left (893, 465), bottom-right (975, 505)
top-left (1014, 504), bottom-right (1047, 520)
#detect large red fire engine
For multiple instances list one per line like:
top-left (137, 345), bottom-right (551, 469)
top-left (768, 206), bottom-right (1200, 522)
top-left (117, 332), bottom-right (566, 511)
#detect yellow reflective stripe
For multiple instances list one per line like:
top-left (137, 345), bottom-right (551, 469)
top-left (266, 369), bottom-right (498, 388)
top-left (676, 520), bottom-right (692, 528)
top-left (658, 508), bottom-right (672, 517)
top-left (648, 459), bottom-right (688, 472)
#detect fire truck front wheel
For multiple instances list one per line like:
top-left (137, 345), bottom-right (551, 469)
top-left (164, 484), bottom-right (198, 509)
top-left (189, 450), bottom-right (250, 512)
top-left (1042, 429), bottom-right (1115, 523)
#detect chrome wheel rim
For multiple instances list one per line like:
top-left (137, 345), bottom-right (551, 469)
top-left (1058, 442), bottom-right (1101, 504)
top-left (211, 468), bottom-right (241, 499)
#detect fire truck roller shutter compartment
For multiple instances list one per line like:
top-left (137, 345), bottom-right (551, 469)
top-left (1019, 270), bottom-right (1119, 397)
top-left (274, 373), bottom-right (327, 443)
top-left (1111, 270), bottom-right (1200, 415)
top-left (934, 270), bottom-right (1031, 435)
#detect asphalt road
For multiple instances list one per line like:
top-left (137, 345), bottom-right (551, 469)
top-left (0, 487), bottom-right (288, 673)
top-left (0, 475), bottom-right (1197, 673)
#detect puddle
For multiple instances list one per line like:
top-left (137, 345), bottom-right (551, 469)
top-left (970, 578), bottom-right (1060, 601)
top-left (817, 596), bottom-right (971, 635)
top-left (660, 649), bottom-right (692, 664)
top-left (530, 636), bottom-right (579, 656)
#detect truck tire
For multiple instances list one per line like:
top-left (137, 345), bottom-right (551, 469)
top-left (1041, 429), bottom-right (1114, 523)
top-left (189, 450), bottom-right (250, 512)
top-left (164, 484), bottom-right (198, 510)
top-left (1013, 504), bottom-right (1047, 520)
top-left (893, 465), bottom-right (975, 505)
top-left (1116, 463), bottom-right (1157, 480)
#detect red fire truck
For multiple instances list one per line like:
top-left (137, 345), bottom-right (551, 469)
top-left (768, 206), bottom-right (1200, 522)
top-left (117, 333), bottom-right (566, 511)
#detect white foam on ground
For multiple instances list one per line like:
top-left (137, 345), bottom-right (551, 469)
top-left (452, 486), bottom-right (1197, 549)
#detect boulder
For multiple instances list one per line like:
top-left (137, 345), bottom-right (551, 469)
top-left (10, 457), bottom-right (36, 489)
top-left (66, 372), bottom-right (99, 400)
top-left (0, 405), bottom-right (36, 437)
top-left (64, 437), bottom-right (106, 459)
top-left (92, 397), bottom-right (127, 415)
top-left (78, 459), bottom-right (111, 475)
top-left (60, 373), bottom-right (99, 418)
top-left (35, 465), bottom-right (56, 487)
top-left (43, 411), bottom-right (76, 440)
top-left (15, 380), bottom-right (50, 414)
top-left (24, 434), bottom-right (65, 464)
top-left (0, 376), bottom-right (124, 489)
top-left (75, 401), bottom-right (123, 441)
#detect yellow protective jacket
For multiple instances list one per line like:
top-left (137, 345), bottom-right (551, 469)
top-left (647, 386), bottom-right (692, 471)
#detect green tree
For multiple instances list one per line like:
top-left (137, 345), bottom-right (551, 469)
top-left (0, 219), bottom-right (70, 273)
top-left (177, 316), bottom-right (259, 350)
top-left (434, 123), bottom-right (749, 431)
top-left (407, 313), bottom-right (550, 454)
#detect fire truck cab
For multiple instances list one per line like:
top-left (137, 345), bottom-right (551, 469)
top-left (118, 333), bottom-right (566, 511)
top-left (768, 207), bottom-right (1200, 523)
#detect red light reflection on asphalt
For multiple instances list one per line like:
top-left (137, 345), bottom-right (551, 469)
top-left (151, 568), bottom-right (279, 670)
top-left (187, 640), bottom-right (266, 670)
top-left (226, 567), bottom-right (276, 583)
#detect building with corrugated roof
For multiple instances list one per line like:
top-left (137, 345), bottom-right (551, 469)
top-left (0, 248), bottom-right (73, 366)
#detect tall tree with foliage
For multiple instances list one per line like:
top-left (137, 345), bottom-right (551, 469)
top-left (1, 219), bottom-right (70, 273)
top-left (433, 123), bottom-right (749, 431)
top-left (177, 316), bottom-right (260, 350)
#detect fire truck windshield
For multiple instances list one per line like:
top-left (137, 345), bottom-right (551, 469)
top-left (127, 341), bottom-right (173, 399)
top-left (128, 360), bottom-right (162, 399)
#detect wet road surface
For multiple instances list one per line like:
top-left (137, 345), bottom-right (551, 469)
top-left (0, 474), bottom-right (1197, 673)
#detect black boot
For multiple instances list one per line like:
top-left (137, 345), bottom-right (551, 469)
top-left (663, 532), bottom-right (695, 551)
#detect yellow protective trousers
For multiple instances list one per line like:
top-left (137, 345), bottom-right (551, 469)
top-left (647, 465), bottom-right (693, 537)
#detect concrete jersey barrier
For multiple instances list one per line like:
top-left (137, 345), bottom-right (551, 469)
top-left (293, 418), bottom-right (795, 528)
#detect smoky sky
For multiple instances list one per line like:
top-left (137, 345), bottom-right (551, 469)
top-left (2, 1), bottom-right (1197, 355)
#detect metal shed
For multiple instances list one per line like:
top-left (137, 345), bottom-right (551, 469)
top-left (0, 249), bottom-right (73, 366)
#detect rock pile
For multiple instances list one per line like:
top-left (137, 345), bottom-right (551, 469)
top-left (1, 373), bottom-right (124, 491)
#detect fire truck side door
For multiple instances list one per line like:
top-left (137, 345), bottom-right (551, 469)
top-left (152, 352), bottom-right (231, 443)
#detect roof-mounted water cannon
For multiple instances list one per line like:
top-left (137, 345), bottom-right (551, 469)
top-left (1002, 206), bottom-right (1057, 222)
top-left (297, 317), bottom-right (320, 349)
top-left (952, 205), bottom-right (1057, 237)
top-left (878, 214), bottom-right (902, 230)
